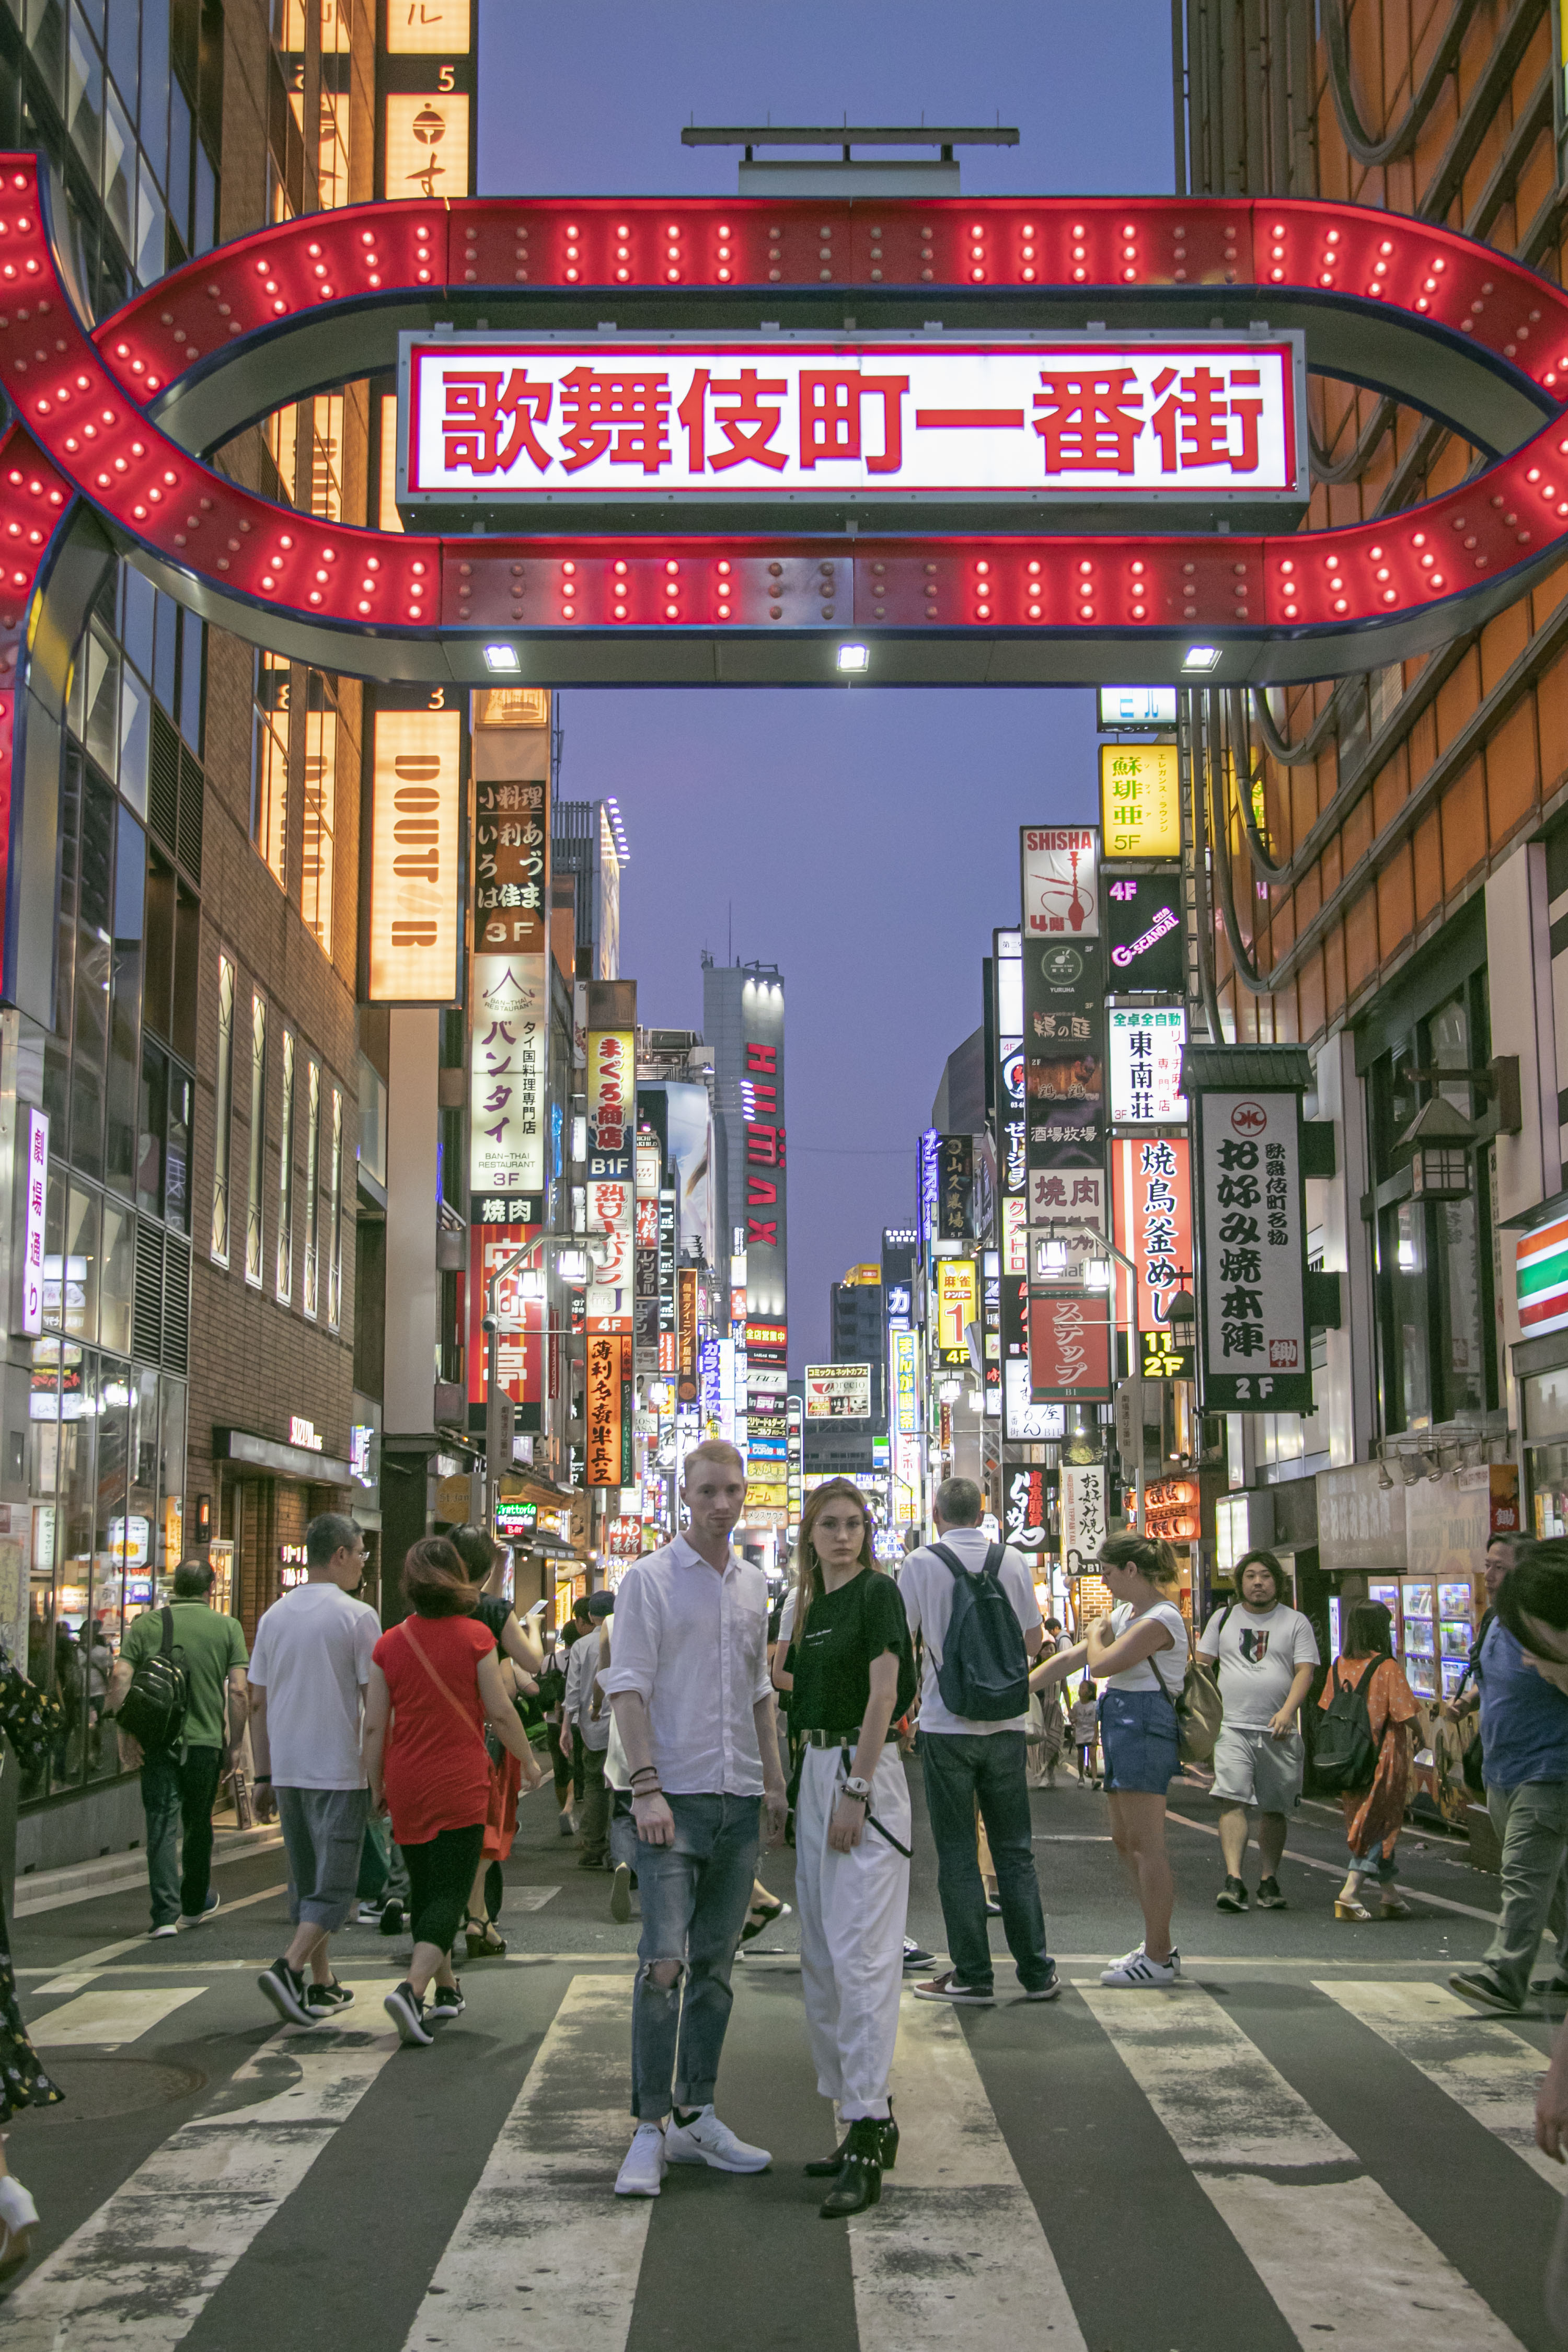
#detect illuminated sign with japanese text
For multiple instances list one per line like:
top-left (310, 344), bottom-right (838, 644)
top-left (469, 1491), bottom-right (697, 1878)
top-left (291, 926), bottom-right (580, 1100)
top-left (1022, 826), bottom-right (1100, 940)
top-left (470, 958), bottom-right (547, 1202)
top-left (587, 1024), bottom-right (636, 1333)
top-left (804, 1364), bottom-right (872, 1420)
top-left (1112, 1137), bottom-right (1194, 1379)
top-left (1030, 1289), bottom-right (1112, 1400)
top-left (1100, 743), bottom-right (1180, 859)
top-left (1193, 1086), bottom-right (1311, 1413)
top-left (399, 333), bottom-right (1306, 511)
top-left (586, 1331), bottom-right (632, 1488)
top-left (1105, 873), bottom-right (1185, 995)
top-left (935, 1259), bottom-right (978, 1366)
top-left (21, 1108), bottom-right (47, 1336)
top-left (1108, 1008), bottom-right (1187, 1124)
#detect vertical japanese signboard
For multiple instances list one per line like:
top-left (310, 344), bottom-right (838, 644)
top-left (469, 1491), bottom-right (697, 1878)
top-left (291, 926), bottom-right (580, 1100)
top-left (935, 1258), bottom-right (977, 1366)
top-left (1100, 743), bottom-right (1181, 859)
top-left (585, 1331), bottom-right (632, 1489)
top-left (465, 1224), bottom-right (541, 1408)
top-left (469, 688), bottom-right (549, 1220)
top-left (1107, 1007), bottom-right (1188, 1125)
top-left (633, 1147), bottom-right (661, 1379)
top-left (1112, 1137), bottom-right (1195, 1380)
top-left (657, 1191), bottom-right (677, 1374)
top-left (1189, 1050), bottom-right (1312, 1412)
top-left (938, 1134), bottom-right (973, 1240)
top-left (677, 1265), bottom-right (699, 1402)
top-left (586, 1018), bottom-right (636, 1333)
top-left (1022, 825), bottom-right (1101, 943)
top-left (1005, 1466), bottom-right (1046, 1552)
top-left (20, 1107), bottom-right (46, 1337)
top-left (1030, 1291), bottom-right (1112, 1400)
top-left (742, 980), bottom-right (787, 1327)
top-left (366, 701), bottom-right (462, 1003)
top-left (1062, 1461), bottom-right (1108, 1571)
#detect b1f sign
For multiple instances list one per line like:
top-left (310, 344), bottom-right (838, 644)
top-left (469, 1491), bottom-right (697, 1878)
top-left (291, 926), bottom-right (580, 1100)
top-left (1193, 1087), bottom-right (1311, 1413)
top-left (399, 333), bottom-right (1306, 515)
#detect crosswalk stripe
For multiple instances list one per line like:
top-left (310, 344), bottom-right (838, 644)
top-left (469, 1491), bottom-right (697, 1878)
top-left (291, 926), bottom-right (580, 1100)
top-left (400, 1973), bottom-right (649, 2352)
top-left (6, 2006), bottom-right (398, 2350)
top-left (846, 1992), bottom-right (1088, 2352)
top-left (29, 1986), bottom-right (206, 2047)
top-left (1079, 1982), bottom-right (1526, 2350)
top-left (1313, 1979), bottom-right (1565, 2191)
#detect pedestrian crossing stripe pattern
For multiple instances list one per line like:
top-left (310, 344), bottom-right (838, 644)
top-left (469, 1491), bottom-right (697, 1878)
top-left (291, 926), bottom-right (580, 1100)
top-left (28, 1987), bottom-right (205, 2049)
top-left (5, 1969), bottom-right (1564, 2351)
top-left (5, 1995), bottom-right (398, 2351)
top-left (1080, 1981), bottom-right (1525, 2350)
top-left (1315, 1980), bottom-right (1567, 2193)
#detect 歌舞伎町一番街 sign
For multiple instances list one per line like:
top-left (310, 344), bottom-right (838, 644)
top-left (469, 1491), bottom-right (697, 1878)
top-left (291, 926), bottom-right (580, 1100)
top-left (398, 335), bottom-right (1307, 509)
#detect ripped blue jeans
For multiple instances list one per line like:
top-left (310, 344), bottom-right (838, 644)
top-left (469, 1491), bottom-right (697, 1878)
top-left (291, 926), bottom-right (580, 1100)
top-left (629, 1792), bottom-right (759, 2119)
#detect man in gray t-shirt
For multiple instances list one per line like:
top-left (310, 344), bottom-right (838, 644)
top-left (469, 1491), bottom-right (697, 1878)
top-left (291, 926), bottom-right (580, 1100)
top-left (1196, 1550), bottom-right (1319, 1915)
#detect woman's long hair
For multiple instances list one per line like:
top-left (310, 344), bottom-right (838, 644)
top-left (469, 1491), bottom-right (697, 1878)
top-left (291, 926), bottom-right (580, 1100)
top-left (791, 1479), bottom-right (874, 1643)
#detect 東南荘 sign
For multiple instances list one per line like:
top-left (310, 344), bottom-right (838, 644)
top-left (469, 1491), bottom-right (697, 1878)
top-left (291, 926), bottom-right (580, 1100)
top-left (399, 334), bottom-right (1306, 511)
top-left (1108, 1007), bottom-right (1187, 1124)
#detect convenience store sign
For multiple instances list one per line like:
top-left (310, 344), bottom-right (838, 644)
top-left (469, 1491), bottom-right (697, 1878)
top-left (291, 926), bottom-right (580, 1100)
top-left (1517, 1214), bottom-right (1568, 1339)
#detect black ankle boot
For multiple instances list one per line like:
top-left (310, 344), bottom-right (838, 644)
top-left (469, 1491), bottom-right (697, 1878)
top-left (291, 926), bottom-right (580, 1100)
top-left (818, 2117), bottom-right (884, 2218)
top-left (804, 2102), bottom-right (897, 2178)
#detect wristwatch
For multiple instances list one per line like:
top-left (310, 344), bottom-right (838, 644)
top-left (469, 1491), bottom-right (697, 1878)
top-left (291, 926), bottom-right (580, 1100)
top-left (841, 1776), bottom-right (871, 1802)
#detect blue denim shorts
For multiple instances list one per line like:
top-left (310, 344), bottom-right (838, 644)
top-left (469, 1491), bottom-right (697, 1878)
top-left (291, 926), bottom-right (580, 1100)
top-left (1099, 1688), bottom-right (1180, 1794)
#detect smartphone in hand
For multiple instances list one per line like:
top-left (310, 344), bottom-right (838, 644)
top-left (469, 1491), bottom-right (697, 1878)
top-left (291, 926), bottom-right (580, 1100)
top-left (525, 1598), bottom-right (549, 1617)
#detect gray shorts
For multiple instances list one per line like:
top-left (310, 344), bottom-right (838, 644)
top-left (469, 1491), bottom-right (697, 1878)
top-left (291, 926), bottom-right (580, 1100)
top-left (276, 1785), bottom-right (370, 1933)
top-left (1210, 1724), bottom-right (1304, 1815)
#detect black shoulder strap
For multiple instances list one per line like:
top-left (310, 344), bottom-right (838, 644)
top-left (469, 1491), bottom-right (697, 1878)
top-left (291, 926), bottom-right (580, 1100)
top-left (929, 1542), bottom-right (969, 1580)
top-left (160, 1606), bottom-right (175, 1660)
top-left (981, 1541), bottom-right (1005, 1581)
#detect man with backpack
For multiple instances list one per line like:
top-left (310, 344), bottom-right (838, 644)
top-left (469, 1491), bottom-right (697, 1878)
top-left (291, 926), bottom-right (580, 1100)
top-left (106, 1560), bottom-right (249, 1939)
top-left (898, 1477), bottom-right (1058, 2007)
top-left (1196, 1550), bottom-right (1319, 1914)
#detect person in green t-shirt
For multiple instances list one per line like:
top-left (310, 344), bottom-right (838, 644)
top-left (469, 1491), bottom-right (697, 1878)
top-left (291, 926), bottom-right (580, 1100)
top-left (774, 1478), bottom-right (915, 2220)
top-left (105, 1559), bottom-right (249, 1936)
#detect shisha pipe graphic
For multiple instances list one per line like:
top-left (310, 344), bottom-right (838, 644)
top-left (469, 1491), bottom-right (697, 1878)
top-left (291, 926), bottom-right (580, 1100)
top-left (1035, 847), bottom-right (1096, 931)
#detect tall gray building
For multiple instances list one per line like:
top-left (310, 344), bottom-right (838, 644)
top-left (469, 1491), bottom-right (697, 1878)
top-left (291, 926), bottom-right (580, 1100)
top-left (701, 956), bottom-right (786, 1329)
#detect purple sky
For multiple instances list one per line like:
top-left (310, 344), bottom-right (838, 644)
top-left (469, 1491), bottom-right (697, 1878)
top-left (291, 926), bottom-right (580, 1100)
top-left (476, 2), bottom-right (1175, 1368)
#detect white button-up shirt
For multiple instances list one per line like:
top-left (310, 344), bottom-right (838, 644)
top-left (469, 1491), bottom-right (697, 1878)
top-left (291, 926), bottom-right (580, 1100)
top-left (563, 1623), bottom-right (609, 1751)
top-left (597, 1534), bottom-right (772, 1795)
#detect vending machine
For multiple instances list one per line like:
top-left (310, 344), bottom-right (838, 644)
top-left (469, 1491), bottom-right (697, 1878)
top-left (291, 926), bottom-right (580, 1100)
top-left (1400, 1579), bottom-right (1438, 1700)
top-left (1438, 1579), bottom-right (1480, 1698)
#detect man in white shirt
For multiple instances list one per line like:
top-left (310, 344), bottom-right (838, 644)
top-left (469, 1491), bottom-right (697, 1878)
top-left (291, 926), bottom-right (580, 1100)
top-left (600, 1440), bottom-right (788, 2197)
top-left (565, 1590), bottom-right (614, 1869)
top-left (899, 1476), bottom-right (1058, 2006)
top-left (1197, 1549), bottom-right (1320, 1913)
top-left (248, 1514), bottom-right (379, 2028)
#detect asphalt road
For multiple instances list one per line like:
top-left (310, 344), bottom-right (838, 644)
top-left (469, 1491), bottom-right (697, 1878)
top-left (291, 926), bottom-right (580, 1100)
top-left (3, 1763), bottom-right (1563, 2352)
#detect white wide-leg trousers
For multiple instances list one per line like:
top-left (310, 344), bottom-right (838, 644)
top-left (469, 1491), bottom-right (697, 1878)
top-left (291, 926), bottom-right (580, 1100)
top-left (794, 1742), bottom-right (911, 2120)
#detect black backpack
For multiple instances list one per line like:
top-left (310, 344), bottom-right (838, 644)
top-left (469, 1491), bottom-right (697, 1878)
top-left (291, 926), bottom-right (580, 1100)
top-left (116, 1608), bottom-right (190, 1754)
top-left (1313, 1660), bottom-right (1382, 1794)
top-left (930, 1542), bottom-right (1030, 1722)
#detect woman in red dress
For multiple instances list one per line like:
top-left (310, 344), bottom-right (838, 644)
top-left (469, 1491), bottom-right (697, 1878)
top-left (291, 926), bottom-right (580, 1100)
top-left (449, 1524), bottom-right (544, 1954)
top-left (1319, 1600), bottom-right (1422, 1920)
top-left (363, 1537), bottom-right (543, 2046)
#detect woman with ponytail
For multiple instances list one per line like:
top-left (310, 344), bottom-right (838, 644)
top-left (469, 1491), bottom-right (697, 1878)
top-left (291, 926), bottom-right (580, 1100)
top-left (1032, 1532), bottom-right (1187, 1987)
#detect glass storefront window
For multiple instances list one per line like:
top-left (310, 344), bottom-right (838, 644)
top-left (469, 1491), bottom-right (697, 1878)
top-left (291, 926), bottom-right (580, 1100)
top-left (100, 1195), bottom-right (133, 1356)
top-left (1534, 1444), bottom-right (1568, 1538)
top-left (65, 1183), bottom-right (100, 1342)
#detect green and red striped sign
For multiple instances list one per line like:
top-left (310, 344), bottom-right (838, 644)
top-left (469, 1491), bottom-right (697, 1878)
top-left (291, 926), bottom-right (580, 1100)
top-left (1517, 1215), bottom-right (1568, 1338)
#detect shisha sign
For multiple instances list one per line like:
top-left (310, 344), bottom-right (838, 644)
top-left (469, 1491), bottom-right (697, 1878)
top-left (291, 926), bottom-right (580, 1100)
top-left (1021, 827), bottom-right (1100, 941)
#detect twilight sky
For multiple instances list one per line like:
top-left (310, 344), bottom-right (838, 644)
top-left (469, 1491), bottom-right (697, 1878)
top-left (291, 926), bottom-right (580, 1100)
top-left (476, 1), bottom-right (1175, 1368)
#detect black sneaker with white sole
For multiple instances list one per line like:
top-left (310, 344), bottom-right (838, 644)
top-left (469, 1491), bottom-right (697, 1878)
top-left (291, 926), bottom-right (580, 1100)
top-left (385, 1980), bottom-right (434, 2045)
top-left (430, 1983), bottom-right (465, 2022)
top-left (379, 1899), bottom-right (405, 1935)
top-left (305, 1977), bottom-right (355, 2017)
top-left (1450, 1968), bottom-right (1523, 2014)
top-left (901, 1939), bottom-right (936, 1970)
top-left (1215, 1877), bottom-right (1248, 1912)
top-left (258, 1956), bottom-right (316, 2028)
top-left (1017, 1963), bottom-right (1062, 2002)
top-left (1255, 1877), bottom-right (1288, 1910)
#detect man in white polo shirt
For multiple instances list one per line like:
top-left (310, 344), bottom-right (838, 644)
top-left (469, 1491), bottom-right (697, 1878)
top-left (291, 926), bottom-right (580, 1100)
top-left (599, 1440), bottom-right (788, 2198)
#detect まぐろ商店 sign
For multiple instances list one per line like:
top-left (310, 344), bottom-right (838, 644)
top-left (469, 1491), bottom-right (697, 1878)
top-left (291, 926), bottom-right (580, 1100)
top-left (398, 335), bottom-right (1306, 513)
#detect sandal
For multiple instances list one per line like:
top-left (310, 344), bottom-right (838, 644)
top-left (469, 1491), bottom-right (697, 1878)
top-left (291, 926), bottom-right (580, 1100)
top-left (1379, 1894), bottom-right (1413, 1918)
top-left (464, 1913), bottom-right (506, 1958)
top-left (1334, 1895), bottom-right (1372, 1922)
top-left (740, 1896), bottom-right (791, 1945)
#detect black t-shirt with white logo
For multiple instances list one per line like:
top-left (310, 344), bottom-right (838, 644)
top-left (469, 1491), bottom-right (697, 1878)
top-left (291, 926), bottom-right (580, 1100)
top-left (785, 1569), bottom-right (915, 1737)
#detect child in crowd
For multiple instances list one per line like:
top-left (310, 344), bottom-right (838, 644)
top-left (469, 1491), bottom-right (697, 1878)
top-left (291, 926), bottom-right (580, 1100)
top-left (1070, 1678), bottom-right (1100, 1788)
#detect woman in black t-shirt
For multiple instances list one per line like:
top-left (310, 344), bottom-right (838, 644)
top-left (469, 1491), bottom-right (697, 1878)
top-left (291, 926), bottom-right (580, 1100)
top-left (449, 1526), bottom-right (546, 1952)
top-left (774, 1478), bottom-right (915, 2218)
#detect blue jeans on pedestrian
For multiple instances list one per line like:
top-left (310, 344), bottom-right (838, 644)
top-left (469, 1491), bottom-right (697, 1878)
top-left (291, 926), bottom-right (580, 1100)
top-left (141, 1745), bottom-right (225, 1928)
top-left (920, 1731), bottom-right (1054, 1993)
top-left (630, 1792), bottom-right (759, 2119)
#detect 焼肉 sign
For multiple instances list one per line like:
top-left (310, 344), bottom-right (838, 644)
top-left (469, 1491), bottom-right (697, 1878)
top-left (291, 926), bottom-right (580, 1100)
top-left (398, 333), bottom-right (1306, 511)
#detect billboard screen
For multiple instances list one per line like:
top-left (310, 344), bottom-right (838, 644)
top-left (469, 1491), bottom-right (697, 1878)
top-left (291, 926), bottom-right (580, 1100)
top-left (803, 1364), bottom-right (872, 1420)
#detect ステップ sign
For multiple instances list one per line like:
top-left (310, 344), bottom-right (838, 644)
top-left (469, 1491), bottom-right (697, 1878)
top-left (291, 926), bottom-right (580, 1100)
top-left (399, 335), bottom-right (1305, 508)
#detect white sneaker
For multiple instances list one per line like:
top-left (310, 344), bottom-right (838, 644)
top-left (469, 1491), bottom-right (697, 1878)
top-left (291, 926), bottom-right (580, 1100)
top-left (1100, 1947), bottom-right (1180, 1988)
top-left (0, 2173), bottom-right (39, 2280)
top-left (664, 2105), bottom-right (770, 2172)
top-left (615, 2122), bottom-right (668, 2197)
top-left (1105, 1940), bottom-right (1182, 1979)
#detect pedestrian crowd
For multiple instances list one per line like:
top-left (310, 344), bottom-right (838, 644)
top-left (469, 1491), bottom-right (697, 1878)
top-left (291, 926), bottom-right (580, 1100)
top-left (13, 1465), bottom-right (1568, 2272)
